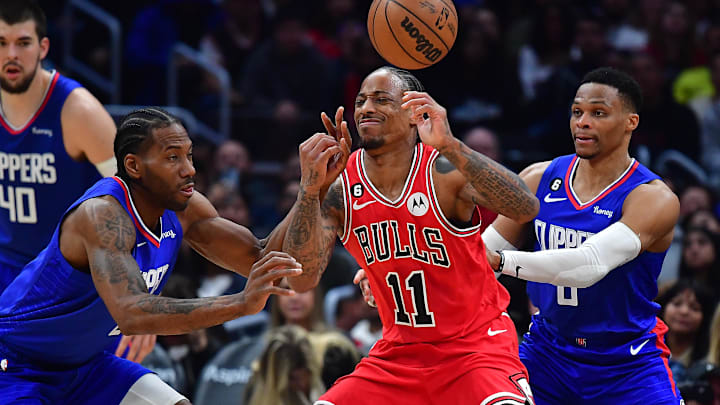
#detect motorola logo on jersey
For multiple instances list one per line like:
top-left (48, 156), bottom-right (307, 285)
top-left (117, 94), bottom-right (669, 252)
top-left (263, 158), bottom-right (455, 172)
top-left (534, 219), bottom-right (595, 250)
top-left (352, 220), bottom-right (449, 267)
top-left (407, 192), bottom-right (429, 216)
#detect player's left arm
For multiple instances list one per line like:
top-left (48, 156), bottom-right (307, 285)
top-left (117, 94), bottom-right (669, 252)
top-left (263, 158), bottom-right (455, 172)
top-left (401, 91), bottom-right (539, 223)
top-left (61, 87), bottom-right (117, 176)
top-left (488, 180), bottom-right (680, 287)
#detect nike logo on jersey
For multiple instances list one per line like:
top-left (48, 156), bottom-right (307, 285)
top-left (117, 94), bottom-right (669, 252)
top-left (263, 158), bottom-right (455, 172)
top-left (136, 241), bottom-right (147, 248)
top-left (543, 193), bottom-right (567, 203)
top-left (353, 200), bottom-right (376, 210)
top-left (630, 339), bottom-right (649, 355)
top-left (487, 328), bottom-right (507, 336)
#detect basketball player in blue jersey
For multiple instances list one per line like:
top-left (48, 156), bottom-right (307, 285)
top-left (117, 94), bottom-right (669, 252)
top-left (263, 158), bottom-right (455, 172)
top-left (0, 108), bottom-right (348, 404)
top-left (0, 0), bottom-right (158, 365)
top-left (481, 67), bottom-right (683, 403)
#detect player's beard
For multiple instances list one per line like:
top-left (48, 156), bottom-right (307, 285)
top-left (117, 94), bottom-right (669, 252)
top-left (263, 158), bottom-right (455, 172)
top-left (358, 135), bottom-right (385, 150)
top-left (0, 56), bottom-right (40, 94)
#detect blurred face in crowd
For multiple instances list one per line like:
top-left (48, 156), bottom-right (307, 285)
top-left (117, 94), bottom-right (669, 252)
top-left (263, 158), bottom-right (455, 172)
top-left (354, 69), bottom-right (413, 150)
top-left (687, 210), bottom-right (720, 233)
top-left (570, 83), bottom-right (637, 159)
top-left (0, 19), bottom-right (48, 94)
top-left (664, 288), bottom-right (703, 335)
top-left (683, 229), bottom-right (716, 270)
top-left (278, 279), bottom-right (316, 326)
top-left (680, 186), bottom-right (713, 218)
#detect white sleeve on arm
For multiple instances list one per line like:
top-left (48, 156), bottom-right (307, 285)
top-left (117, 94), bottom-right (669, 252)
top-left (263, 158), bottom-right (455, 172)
top-left (482, 225), bottom-right (518, 280)
top-left (482, 224), bottom-right (518, 252)
top-left (500, 222), bottom-right (642, 288)
top-left (94, 157), bottom-right (117, 177)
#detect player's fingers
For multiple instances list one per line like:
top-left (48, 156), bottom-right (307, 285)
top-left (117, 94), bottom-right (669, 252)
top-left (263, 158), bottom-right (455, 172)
top-left (334, 106), bottom-right (345, 131)
top-left (252, 251), bottom-right (300, 271)
top-left (115, 335), bottom-right (131, 358)
top-left (321, 112), bottom-right (336, 137)
top-left (339, 122), bottom-right (352, 153)
top-left (353, 269), bottom-right (366, 284)
top-left (268, 286), bottom-right (297, 297)
top-left (257, 268), bottom-right (303, 285)
top-left (126, 335), bottom-right (143, 363)
top-left (308, 135), bottom-right (339, 157)
top-left (136, 335), bottom-right (156, 363)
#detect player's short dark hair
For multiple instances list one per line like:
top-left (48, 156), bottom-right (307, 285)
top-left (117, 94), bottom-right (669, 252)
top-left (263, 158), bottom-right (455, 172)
top-left (580, 67), bottom-right (643, 113)
top-left (379, 66), bottom-right (425, 93)
top-left (114, 107), bottom-right (181, 181)
top-left (0, 0), bottom-right (47, 39)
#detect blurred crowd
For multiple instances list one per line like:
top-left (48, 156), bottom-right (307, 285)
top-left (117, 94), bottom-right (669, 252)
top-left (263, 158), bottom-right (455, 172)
top-left (38, 0), bottom-right (720, 403)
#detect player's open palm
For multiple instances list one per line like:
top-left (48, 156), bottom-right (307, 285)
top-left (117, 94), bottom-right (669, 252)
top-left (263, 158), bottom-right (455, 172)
top-left (401, 91), bottom-right (454, 150)
top-left (241, 251), bottom-right (302, 315)
top-left (299, 133), bottom-right (343, 195)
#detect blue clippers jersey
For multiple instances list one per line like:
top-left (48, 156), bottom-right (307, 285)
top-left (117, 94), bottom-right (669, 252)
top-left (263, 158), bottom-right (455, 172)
top-left (0, 176), bottom-right (182, 366)
top-left (0, 71), bottom-right (101, 270)
top-left (526, 154), bottom-right (666, 347)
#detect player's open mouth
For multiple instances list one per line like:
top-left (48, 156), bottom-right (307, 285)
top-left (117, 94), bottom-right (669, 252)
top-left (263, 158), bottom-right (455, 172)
top-left (359, 118), bottom-right (382, 126)
top-left (4, 66), bottom-right (21, 78)
top-left (574, 134), bottom-right (595, 144)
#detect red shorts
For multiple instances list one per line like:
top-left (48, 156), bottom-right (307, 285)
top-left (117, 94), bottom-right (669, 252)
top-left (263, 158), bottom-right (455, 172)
top-left (316, 313), bottom-right (534, 405)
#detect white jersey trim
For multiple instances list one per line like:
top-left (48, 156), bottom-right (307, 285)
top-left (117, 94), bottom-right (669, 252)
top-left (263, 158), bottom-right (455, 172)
top-left (357, 143), bottom-right (422, 207)
top-left (426, 149), bottom-right (482, 237)
top-left (115, 176), bottom-right (162, 245)
top-left (567, 157), bottom-right (635, 206)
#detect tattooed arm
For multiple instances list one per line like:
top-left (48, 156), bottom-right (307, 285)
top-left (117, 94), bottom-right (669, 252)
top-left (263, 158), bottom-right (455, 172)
top-left (283, 134), bottom-right (346, 292)
top-left (60, 196), bottom-right (300, 335)
top-left (402, 91), bottom-right (539, 222)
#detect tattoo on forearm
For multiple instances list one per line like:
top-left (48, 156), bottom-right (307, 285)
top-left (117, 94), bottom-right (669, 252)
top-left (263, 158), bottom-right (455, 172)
top-left (136, 296), bottom-right (219, 315)
top-left (441, 142), bottom-right (537, 218)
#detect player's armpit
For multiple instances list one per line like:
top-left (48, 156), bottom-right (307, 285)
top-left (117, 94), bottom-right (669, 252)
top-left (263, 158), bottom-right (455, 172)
top-left (620, 181), bottom-right (680, 253)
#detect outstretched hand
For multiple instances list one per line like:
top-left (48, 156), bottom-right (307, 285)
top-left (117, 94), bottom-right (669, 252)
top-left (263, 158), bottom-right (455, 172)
top-left (401, 91), bottom-right (455, 151)
top-left (241, 251), bottom-right (302, 315)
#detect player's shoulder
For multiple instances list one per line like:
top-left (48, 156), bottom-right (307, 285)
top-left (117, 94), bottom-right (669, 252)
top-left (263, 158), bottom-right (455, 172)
top-left (626, 179), bottom-right (679, 209)
top-left (64, 195), bottom-right (133, 239)
top-left (518, 160), bottom-right (552, 193)
top-left (62, 87), bottom-right (105, 116)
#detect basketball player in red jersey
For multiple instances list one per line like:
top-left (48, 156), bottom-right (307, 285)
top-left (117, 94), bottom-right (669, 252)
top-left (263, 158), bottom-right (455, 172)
top-left (284, 66), bottom-right (539, 405)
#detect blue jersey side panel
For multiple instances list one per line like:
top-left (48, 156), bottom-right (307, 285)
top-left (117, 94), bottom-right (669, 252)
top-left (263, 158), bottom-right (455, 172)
top-left (0, 71), bottom-right (101, 271)
top-left (0, 177), bottom-right (182, 366)
top-left (526, 154), bottom-right (666, 348)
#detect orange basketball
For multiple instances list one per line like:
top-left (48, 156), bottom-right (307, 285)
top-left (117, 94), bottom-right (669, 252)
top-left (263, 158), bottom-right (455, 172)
top-left (367, 0), bottom-right (458, 70)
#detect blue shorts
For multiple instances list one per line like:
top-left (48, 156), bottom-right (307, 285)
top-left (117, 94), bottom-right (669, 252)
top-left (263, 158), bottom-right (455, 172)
top-left (519, 320), bottom-right (682, 405)
top-left (0, 349), bottom-right (151, 404)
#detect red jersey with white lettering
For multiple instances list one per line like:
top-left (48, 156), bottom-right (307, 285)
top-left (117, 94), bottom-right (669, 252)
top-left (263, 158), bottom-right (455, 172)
top-left (339, 143), bottom-right (511, 345)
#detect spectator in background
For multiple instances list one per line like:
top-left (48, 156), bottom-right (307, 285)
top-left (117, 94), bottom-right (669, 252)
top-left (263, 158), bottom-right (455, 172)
top-left (630, 51), bottom-right (701, 166)
top-left (244, 325), bottom-right (326, 405)
top-left (680, 184), bottom-right (717, 222)
top-left (213, 139), bottom-right (251, 191)
top-left (674, 23), bottom-right (720, 108)
top-left (462, 126), bottom-right (501, 230)
top-left (658, 279), bottom-right (716, 382)
top-left (679, 227), bottom-right (720, 290)
top-left (646, 1), bottom-right (704, 80)
top-left (569, 10), bottom-right (610, 81)
top-left (239, 5), bottom-right (335, 159)
top-left (684, 209), bottom-right (720, 234)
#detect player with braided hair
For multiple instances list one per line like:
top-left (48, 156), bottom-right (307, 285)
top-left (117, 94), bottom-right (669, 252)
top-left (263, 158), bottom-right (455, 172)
top-left (0, 107), bottom-right (351, 404)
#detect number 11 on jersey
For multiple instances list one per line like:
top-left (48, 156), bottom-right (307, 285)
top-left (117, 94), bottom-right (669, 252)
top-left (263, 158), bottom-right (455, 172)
top-left (386, 270), bottom-right (436, 327)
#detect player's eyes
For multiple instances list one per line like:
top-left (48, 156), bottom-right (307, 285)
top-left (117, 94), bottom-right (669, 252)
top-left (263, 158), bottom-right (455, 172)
top-left (354, 99), bottom-right (365, 106)
top-left (572, 109), bottom-right (582, 116)
top-left (594, 110), bottom-right (605, 116)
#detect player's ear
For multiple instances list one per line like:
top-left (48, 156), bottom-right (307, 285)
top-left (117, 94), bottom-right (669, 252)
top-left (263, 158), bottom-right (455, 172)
top-left (38, 37), bottom-right (49, 60)
top-left (123, 154), bottom-right (142, 180)
top-left (626, 113), bottom-right (639, 132)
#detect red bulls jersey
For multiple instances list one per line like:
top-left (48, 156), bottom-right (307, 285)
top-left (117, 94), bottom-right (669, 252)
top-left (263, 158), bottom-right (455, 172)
top-left (340, 143), bottom-right (510, 345)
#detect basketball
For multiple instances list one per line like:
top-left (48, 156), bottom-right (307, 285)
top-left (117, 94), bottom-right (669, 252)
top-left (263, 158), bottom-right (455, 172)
top-left (367, 0), bottom-right (458, 70)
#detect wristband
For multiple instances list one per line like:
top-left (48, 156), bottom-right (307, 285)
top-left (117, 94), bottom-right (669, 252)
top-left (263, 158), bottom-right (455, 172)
top-left (495, 251), bottom-right (505, 274)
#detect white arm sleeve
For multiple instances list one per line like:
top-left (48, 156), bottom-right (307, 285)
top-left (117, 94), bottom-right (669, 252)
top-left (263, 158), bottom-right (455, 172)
top-left (500, 222), bottom-right (642, 288)
top-left (94, 157), bottom-right (117, 177)
top-left (482, 225), bottom-right (518, 280)
top-left (482, 224), bottom-right (518, 251)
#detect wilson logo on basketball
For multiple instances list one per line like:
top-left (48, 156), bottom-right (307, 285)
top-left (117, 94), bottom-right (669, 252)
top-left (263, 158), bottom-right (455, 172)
top-left (399, 16), bottom-right (442, 62)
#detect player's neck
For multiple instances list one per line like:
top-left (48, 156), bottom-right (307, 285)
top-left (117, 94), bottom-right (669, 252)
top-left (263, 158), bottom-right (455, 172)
top-left (0, 68), bottom-right (52, 127)
top-left (362, 142), bottom-right (416, 200)
top-left (574, 150), bottom-right (632, 193)
top-left (127, 182), bottom-right (164, 232)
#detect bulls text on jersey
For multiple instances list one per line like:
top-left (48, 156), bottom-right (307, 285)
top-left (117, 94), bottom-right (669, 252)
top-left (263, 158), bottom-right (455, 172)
top-left (352, 220), bottom-right (450, 267)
